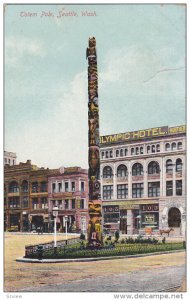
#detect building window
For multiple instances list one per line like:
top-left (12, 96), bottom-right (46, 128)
top-left (40, 182), bottom-right (47, 192)
top-left (71, 182), bottom-right (75, 192)
top-left (103, 185), bottom-right (113, 200)
top-left (148, 182), bottom-right (160, 197)
top-left (171, 142), bottom-right (177, 151)
top-left (147, 145), bottom-right (151, 154)
top-left (117, 184), bottom-right (128, 199)
top-left (101, 151), bottom-right (105, 159)
top-left (152, 145), bottom-right (155, 153)
top-left (140, 147), bottom-right (144, 154)
top-left (72, 199), bottom-right (75, 209)
top-left (176, 180), bottom-right (182, 196)
top-left (132, 163), bottom-right (143, 176)
top-left (65, 182), bottom-right (69, 192)
top-left (58, 182), bottom-right (62, 192)
top-left (103, 166), bottom-right (113, 179)
top-left (65, 199), bottom-right (69, 209)
top-left (81, 181), bottom-right (85, 192)
top-left (132, 183), bottom-right (144, 198)
top-left (131, 148), bottom-right (135, 155)
top-left (32, 199), bottom-right (39, 209)
top-left (148, 161), bottom-right (160, 174)
top-left (117, 164), bottom-right (128, 177)
top-left (22, 196), bottom-right (29, 208)
top-left (52, 183), bottom-right (56, 193)
top-left (116, 150), bottom-right (119, 157)
top-left (120, 149), bottom-right (123, 157)
top-left (166, 159), bottom-right (173, 174)
top-left (136, 147), bottom-right (139, 155)
top-left (165, 143), bottom-right (170, 151)
top-left (176, 158), bottom-right (182, 172)
top-left (106, 151), bottom-right (109, 158)
top-left (166, 181), bottom-right (173, 196)
top-left (9, 197), bottom-right (20, 208)
top-left (156, 144), bottom-right (160, 152)
top-left (177, 142), bottom-right (182, 150)
top-left (80, 199), bottom-right (85, 209)
top-left (57, 200), bottom-right (62, 208)
top-left (9, 181), bottom-right (19, 193)
top-left (13, 160), bottom-right (15, 165)
top-left (125, 148), bottom-right (128, 156)
top-left (32, 182), bottom-right (38, 193)
top-left (110, 150), bottom-right (113, 158)
top-left (22, 180), bottom-right (28, 192)
top-left (41, 197), bottom-right (48, 209)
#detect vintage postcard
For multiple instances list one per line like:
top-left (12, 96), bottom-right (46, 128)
top-left (3, 1), bottom-right (187, 298)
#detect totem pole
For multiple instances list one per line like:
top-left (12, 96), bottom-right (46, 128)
top-left (86, 37), bottom-right (103, 247)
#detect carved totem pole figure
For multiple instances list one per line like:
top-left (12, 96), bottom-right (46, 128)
top-left (86, 37), bottom-right (103, 247)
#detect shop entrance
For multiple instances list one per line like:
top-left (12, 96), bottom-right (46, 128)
top-left (31, 215), bottom-right (43, 231)
top-left (120, 210), bottom-right (127, 234)
top-left (168, 207), bottom-right (181, 227)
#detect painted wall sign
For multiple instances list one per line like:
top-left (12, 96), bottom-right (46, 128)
top-left (100, 125), bottom-right (186, 144)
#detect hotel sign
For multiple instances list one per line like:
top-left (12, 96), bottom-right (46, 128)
top-left (100, 125), bottom-right (186, 144)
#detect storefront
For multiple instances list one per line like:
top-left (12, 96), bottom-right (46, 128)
top-left (140, 204), bottom-right (159, 230)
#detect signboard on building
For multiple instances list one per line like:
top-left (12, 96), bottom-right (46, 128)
top-left (100, 125), bottom-right (186, 145)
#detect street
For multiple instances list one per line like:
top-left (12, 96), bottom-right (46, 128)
top-left (4, 233), bottom-right (186, 292)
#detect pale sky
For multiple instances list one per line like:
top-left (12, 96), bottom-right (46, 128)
top-left (4, 3), bottom-right (186, 169)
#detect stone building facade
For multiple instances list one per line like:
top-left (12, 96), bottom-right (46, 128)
top-left (100, 125), bottom-right (186, 237)
top-left (48, 167), bottom-right (89, 233)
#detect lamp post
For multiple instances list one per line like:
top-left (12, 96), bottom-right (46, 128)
top-left (52, 205), bottom-right (59, 253)
top-left (64, 215), bottom-right (68, 245)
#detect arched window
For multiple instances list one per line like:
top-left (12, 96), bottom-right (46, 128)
top-left (9, 181), bottom-right (19, 193)
top-left (21, 180), bottom-right (28, 192)
top-left (131, 148), bottom-right (135, 155)
top-left (136, 147), bottom-right (139, 155)
top-left (125, 148), bottom-right (128, 156)
top-left (166, 159), bottom-right (173, 173)
top-left (103, 166), bottom-right (113, 178)
top-left (116, 150), bottom-right (119, 157)
top-left (171, 142), bottom-right (177, 151)
top-left (101, 151), bottom-right (105, 159)
top-left (106, 151), bottom-right (109, 158)
top-left (117, 164), bottom-right (128, 177)
top-left (165, 143), bottom-right (170, 151)
top-left (177, 142), bottom-right (182, 150)
top-left (176, 158), bottom-right (182, 172)
top-left (132, 163), bottom-right (143, 176)
top-left (147, 145), bottom-right (151, 154)
top-left (120, 149), bottom-right (123, 157)
top-left (140, 147), bottom-right (144, 154)
top-left (110, 150), bottom-right (113, 158)
top-left (148, 161), bottom-right (160, 174)
top-left (156, 144), bottom-right (160, 152)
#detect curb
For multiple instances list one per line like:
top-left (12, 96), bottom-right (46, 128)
top-left (16, 249), bottom-right (185, 263)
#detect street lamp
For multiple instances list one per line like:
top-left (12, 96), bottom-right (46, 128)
top-left (52, 205), bottom-right (59, 253)
top-left (64, 215), bottom-right (68, 245)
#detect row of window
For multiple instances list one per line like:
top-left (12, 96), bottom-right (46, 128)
top-left (7, 197), bottom-right (86, 210)
top-left (103, 180), bottom-right (183, 199)
top-left (103, 159), bottom-right (182, 178)
top-left (52, 181), bottom-right (85, 193)
top-left (8, 197), bottom-right (48, 209)
top-left (101, 141), bottom-right (183, 159)
top-left (4, 158), bottom-right (16, 165)
top-left (7, 181), bottom-right (47, 193)
top-left (50, 199), bottom-right (85, 210)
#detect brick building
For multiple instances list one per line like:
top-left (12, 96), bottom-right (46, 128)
top-left (100, 125), bottom-right (186, 237)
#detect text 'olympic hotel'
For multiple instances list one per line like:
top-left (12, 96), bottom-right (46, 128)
top-left (100, 125), bottom-right (186, 237)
